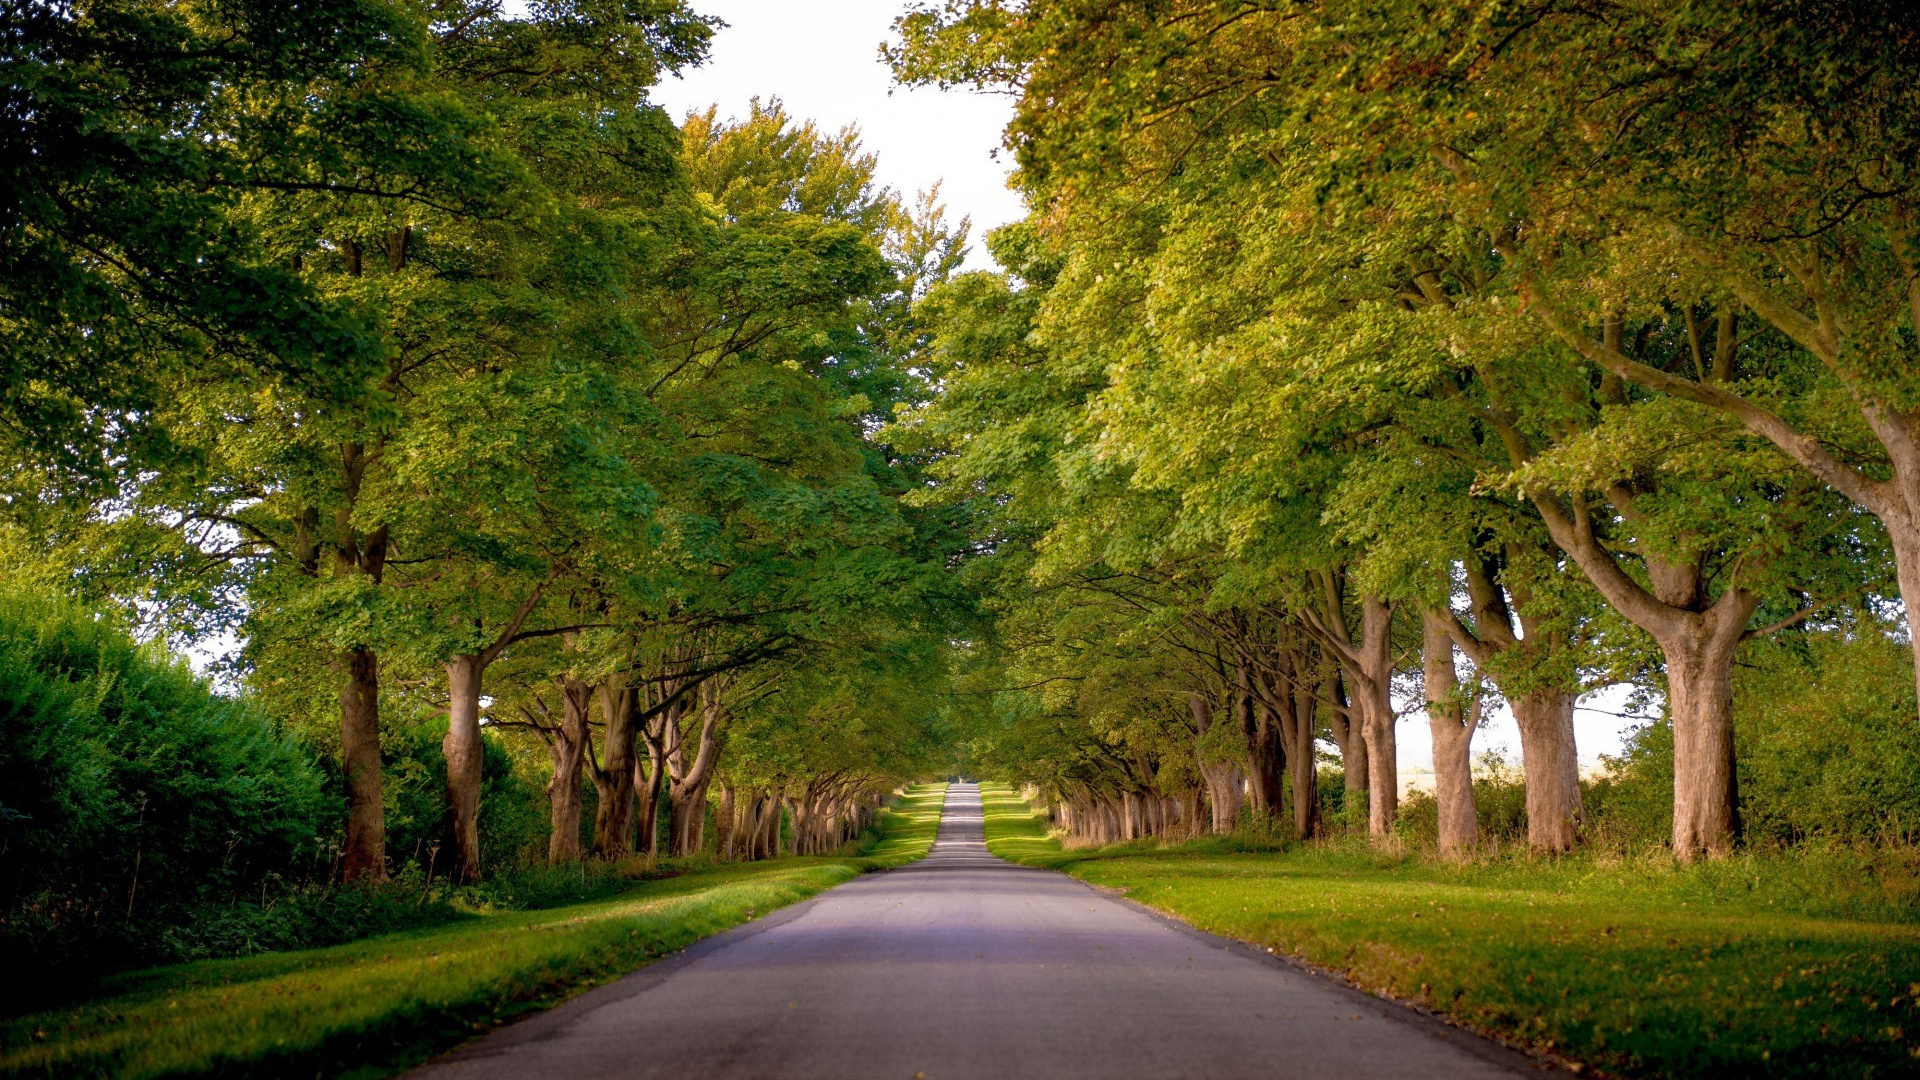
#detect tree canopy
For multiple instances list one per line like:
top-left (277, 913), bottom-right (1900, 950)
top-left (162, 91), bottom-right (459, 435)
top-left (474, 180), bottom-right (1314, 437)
top-left (891, 0), bottom-right (1918, 861)
top-left (3, 0), bottom-right (969, 956)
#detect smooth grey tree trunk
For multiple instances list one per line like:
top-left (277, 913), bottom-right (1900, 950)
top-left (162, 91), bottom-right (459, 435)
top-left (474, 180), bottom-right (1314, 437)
top-left (442, 654), bottom-right (486, 882)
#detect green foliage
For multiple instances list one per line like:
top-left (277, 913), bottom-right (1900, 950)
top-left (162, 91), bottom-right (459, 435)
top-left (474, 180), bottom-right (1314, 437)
top-left (891, 0), bottom-right (1920, 864)
top-left (368, 713), bottom-right (549, 876)
top-left (1736, 632), bottom-right (1920, 846)
top-left (0, 0), bottom-right (551, 486)
top-left (0, 578), bottom-right (328, 1001)
top-left (9, 0), bottom-right (963, 929)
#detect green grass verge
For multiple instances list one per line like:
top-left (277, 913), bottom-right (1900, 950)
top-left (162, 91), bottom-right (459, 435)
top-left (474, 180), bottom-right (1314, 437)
top-left (978, 782), bottom-right (1920, 1080)
top-left (1, 783), bottom-right (948, 1080)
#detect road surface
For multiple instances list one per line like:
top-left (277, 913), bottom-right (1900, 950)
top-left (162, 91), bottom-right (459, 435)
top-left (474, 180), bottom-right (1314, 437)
top-left (412, 783), bottom-right (1540, 1079)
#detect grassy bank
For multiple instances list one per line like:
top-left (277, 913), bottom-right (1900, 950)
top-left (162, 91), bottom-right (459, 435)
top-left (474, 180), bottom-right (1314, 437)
top-left (979, 783), bottom-right (1920, 1079)
top-left (0, 784), bottom-right (947, 1080)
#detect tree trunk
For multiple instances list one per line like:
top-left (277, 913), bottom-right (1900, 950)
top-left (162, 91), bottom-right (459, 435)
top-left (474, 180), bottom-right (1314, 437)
top-left (1253, 653), bottom-right (1325, 841)
top-left (1530, 491), bottom-right (1760, 861)
top-left (1423, 613), bottom-right (1478, 861)
top-left (1286, 672), bottom-right (1323, 840)
top-left (1238, 667), bottom-right (1287, 821)
top-left (1201, 766), bottom-right (1243, 833)
top-left (590, 683), bottom-right (638, 858)
top-left (1889, 521), bottom-right (1920, 715)
top-left (1363, 705), bottom-right (1396, 838)
top-left (1511, 689), bottom-right (1583, 852)
top-left (715, 784), bottom-right (737, 860)
top-left (1324, 676), bottom-right (1368, 831)
top-left (666, 690), bottom-right (726, 856)
top-left (1190, 691), bottom-right (1245, 833)
top-left (1448, 545), bottom-right (1586, 853)
top-left (1355, 599), bottom-right (1398, 839)
top-left (330, 445), bottom-right (388, 883)
top-left (340, 647), bottom-right (385, 883)
top-left (545, 680), bottom-right (592, 865)
top-left (757, 791), bottom-right (782, 858)
top-left (441, 655), bottom-right (486, 883)
top-left (439, 587), bottom-right (541, 882)
top-left (1663, 607), bottom-right (1751, 861)
top-left (789, 796), bottom-right (810, 854)
top-left (638, 720), bottom-right (665, 857)
top-left (1286, 730), bottom-right (1320, 840)
top-left (669, 775), bottom-right (713, 856)
top-left (1523, 280), bottom-right (1920, 724)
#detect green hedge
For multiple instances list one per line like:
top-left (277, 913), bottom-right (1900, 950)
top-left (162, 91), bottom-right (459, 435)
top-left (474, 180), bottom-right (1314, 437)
top-left (0, 583), bottom-right (330, 1000)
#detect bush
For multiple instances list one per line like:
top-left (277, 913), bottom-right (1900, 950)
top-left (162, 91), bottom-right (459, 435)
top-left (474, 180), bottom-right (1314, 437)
top-left (0, 577), bottom-right (628, 1014)
top-left (0, 583), bottom-right (330, 1003)
top-left (1466, 749), bottom-right (1529, 846)
top-left (1389, 751), bottom-right (1530, 851)
top-left (1582, 717), bottom-right (1674, 847)
top-left (1734, 631), bottom-right (1920, 845)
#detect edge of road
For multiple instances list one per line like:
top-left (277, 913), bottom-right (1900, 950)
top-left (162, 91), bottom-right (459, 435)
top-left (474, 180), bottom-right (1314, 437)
top-left (1074, 876), bottom-right (1568, 1076)
top-left (430, 784), bottom-right (1559, 1078)
top-left (418, 786), bottom-right (958, 1072)
top-left (974, 784), bottom-right (1569, 1077)
top-left (419, 888), bottom-right (840, 1069)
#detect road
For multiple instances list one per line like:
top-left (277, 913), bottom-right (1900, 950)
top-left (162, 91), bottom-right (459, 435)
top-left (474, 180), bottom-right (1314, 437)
top-left (412, 783), bottom-right (1540, 1079)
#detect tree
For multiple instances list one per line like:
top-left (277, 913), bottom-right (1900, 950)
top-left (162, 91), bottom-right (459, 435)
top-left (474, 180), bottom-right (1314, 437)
top-left (0, 0), bottom-right (529, 487)
top-left (892, 0), bottom-right (1902, 859)
top-left (33, 0), bottom-right (715, 881)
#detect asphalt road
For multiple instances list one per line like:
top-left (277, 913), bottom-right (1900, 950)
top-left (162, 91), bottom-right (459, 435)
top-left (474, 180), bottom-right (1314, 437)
top-left (412, 783), bottom-right (1539, 1080)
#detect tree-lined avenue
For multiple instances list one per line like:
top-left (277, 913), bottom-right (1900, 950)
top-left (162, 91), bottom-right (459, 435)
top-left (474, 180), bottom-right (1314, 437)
top-left (410, 785), bottom-right (1532, 1080)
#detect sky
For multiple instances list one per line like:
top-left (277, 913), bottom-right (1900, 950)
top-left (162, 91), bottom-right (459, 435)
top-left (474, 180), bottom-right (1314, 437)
top-left (650, 0), bottom-right (1025, 270)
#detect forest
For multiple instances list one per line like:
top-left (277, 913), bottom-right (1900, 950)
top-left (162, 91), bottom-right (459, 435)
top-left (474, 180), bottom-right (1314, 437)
top-left (4, 1), bottom-right (1919, 1076)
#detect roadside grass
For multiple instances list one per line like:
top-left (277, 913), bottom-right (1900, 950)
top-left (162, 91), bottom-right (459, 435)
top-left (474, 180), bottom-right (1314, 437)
top-left (978, 782), bottom-right (1920, 1080)
top-left (0, 783), bottom-right (947, 1080)
top-left (979, 783), bottom-right (1071, 865)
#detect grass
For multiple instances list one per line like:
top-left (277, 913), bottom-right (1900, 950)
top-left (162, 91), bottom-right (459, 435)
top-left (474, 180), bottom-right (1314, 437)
top-left (0, 783), bottom-right (948, 1080)
top-left (979, 782), bottom-right (1920, 1080)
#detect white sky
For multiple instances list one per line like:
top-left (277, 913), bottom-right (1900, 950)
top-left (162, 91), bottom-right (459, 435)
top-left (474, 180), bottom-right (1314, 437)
top-left (652, 0), bottom-right (1025, 270)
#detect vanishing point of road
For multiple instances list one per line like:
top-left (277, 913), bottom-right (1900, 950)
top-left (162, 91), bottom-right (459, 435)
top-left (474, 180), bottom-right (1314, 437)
top-left (412, 784), bottom-right (1543, 1079)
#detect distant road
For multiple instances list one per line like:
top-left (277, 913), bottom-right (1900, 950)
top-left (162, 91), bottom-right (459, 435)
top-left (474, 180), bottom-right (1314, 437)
top-left (412, 784), bottom-right (1538, 1079)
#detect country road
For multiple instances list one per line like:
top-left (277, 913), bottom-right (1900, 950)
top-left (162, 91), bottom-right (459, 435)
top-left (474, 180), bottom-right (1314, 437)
top-left (411, 784), bottom-right (1541, 1079)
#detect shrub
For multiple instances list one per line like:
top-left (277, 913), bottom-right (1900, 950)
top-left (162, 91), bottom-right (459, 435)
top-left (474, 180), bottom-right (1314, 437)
top-left (0, 583), bottom-right (330, 1002)
top-left (1733, 630), bottom-right (1920, 845)
top-left (1583, 717), bottom-right (1674, 847)
top-left (365, 712), bottom-right (550, 879)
